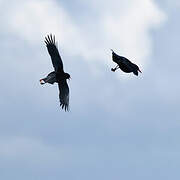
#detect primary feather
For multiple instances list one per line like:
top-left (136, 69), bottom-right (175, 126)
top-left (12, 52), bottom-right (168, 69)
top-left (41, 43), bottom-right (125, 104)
top-left (58, 80), bottom-right (69, 111)
top-left (44, 34), bottom-right (64, 72)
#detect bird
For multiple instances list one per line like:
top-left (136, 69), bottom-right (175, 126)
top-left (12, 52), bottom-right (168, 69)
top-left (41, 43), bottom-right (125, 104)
top-left (39, 34), bottom-right (70, 111)
top-left (110, 49), bottom-right (142, 76)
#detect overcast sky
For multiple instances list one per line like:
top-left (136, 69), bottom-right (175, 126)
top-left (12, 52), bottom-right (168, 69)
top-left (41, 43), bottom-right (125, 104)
top-left (0, 0), bottom-right (180, 179)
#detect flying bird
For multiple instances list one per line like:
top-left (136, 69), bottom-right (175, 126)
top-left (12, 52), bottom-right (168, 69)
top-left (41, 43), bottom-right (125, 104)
top-left (40, 34), bottom-right (70, 111)
top-left (111, 50), bottom-right (142, 76)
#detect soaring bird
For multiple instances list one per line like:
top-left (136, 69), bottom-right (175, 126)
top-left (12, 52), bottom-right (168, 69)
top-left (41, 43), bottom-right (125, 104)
top-left (111, 50), bottom-right (142, 76)
top-left (40, 34), bottom-right (70, 111)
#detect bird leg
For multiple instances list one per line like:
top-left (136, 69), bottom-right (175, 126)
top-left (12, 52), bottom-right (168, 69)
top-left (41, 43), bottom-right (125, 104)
top-left (111, 65), bottom-right (119, 72)
top-left (115, 65), bottom-right (119, 70)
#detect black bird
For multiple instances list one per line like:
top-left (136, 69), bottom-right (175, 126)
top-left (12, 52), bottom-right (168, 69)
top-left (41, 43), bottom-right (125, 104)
top-left (111, 49), bottom-right (142, 76)
top-left (40, 34), bottom-right (70, 111)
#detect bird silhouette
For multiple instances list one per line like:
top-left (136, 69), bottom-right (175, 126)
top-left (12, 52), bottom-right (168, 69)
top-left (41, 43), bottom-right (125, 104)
top-left (40, 34), bottom-right (70, 111)
top-left (111, 50), bottom-right (142, 76)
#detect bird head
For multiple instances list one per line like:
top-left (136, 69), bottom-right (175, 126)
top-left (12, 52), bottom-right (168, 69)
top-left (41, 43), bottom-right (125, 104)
top-left (65, 73), bottom-right (71, 80)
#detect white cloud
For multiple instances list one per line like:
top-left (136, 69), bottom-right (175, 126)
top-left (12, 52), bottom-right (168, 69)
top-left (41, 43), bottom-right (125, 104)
top-left (2, 0), bottom-right (166, 72)
top-left (163, 0), bottom-right (180, 8)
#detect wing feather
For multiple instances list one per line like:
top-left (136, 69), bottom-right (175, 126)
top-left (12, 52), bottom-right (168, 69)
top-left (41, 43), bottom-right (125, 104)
top-left (58, 80), bottom-right (69, 111)
top-left (45, 34), bottom-right (64, 72)
top-left (112, 52), bottom-right (135, 71)
top-left (121, 57), bottom-right (135, 71)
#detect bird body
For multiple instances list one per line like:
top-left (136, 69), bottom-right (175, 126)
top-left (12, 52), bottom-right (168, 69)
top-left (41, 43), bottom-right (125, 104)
top-left (111, 50), bottom-right (142, 76)
top-left (40, 71), bottom-right (70, 84)
top-left (40, 34), bottom-right (70, 111)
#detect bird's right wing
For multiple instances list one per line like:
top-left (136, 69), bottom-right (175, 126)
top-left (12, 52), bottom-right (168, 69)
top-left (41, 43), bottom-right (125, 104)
top-left (45, 34), bottom-right (64, 72)
top-left (58, 80), bottom-right (69, 111)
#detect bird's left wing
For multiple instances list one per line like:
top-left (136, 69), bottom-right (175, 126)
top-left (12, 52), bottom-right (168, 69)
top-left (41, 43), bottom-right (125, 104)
top-left (58, 80), bottom-right (69, 111)
top-left (45, 34), bottom-right (64, 72)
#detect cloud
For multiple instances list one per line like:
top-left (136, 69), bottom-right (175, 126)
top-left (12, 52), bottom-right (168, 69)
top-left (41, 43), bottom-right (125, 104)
top-left (3, 0), bottom-right (166, 71)
top-left (101, 0), bottom-right (166, 65)
top-left (0, 1), bottom-right (180, 177)
top-left (162, 0), bottom-right (180, 8)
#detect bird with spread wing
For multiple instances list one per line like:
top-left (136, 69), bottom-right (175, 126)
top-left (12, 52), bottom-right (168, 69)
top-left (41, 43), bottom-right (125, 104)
top-left (40, 34), bottom-right (70, 111)
top-left (111, 50), bottom-right (142, 76)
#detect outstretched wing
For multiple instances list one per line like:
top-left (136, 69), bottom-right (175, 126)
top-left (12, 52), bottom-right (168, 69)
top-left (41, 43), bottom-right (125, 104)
top-left (45, 34), bottom-right (64, 72)
top-left (58, 80), bottom-right (69, 111)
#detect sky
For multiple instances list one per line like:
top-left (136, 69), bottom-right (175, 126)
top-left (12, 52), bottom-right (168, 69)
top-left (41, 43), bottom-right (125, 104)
top-left (0, 0), bottom-right (180, 179)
